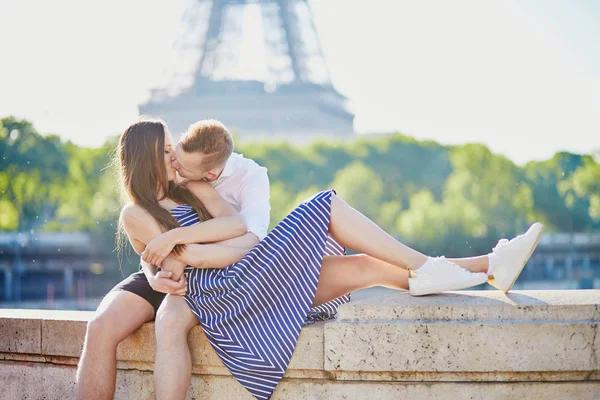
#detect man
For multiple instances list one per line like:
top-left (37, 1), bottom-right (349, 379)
top-left (172, 120), bottom-right (270, 245)
top-left (75, 119), bottom-right (270, 400)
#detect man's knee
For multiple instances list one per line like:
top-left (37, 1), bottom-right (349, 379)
top-left (155, 307), bottom-right (192, 343)
top-left (85, 313), bottom-right (122, 348)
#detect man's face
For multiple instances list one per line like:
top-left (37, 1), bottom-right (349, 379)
top-left (172, 143), bottom-right (222, 182)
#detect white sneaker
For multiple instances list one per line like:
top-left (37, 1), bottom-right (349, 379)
top-left (488, 222), bottom-right (544, 293)
top-left (409, 256), bottom-right (489, 296)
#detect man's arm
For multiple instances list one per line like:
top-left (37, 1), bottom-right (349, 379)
top-left (173, 243), bottom-right (251, 269)
top-left (141, 181), bottom-right (247, 265)
top-left (183, 165), bottom-right (271, 255)
top-left (155, 164), bottom-right (271, 271)
top-left (161, 232), bottom-right (256, 275)
top-left (174, 180), bottom-right (248, 243)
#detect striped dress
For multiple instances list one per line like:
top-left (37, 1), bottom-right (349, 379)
top-left (170, 189), bottom-right (349, 399)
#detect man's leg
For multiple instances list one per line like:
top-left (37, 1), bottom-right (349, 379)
top-left (75, 290), bottom-right (154, 400)
top-left (154, 294), bottom-right (199, 400)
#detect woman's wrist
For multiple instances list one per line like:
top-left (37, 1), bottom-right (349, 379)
top-left (167, 228), bottom-right (184, 245)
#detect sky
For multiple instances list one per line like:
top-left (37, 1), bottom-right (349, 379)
top-left (0, 0), bottom-right (599, 164)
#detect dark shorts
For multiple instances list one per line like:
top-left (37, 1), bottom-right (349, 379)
top-left (110, 271), bottom-right (166, 315)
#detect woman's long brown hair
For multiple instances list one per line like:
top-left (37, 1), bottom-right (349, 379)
top-left (117, 118), bottom-right (213, 255)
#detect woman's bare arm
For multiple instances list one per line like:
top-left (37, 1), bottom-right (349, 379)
top-left (170, 180), bottom-right (247, 244)
top-left (158, 232), bottom-right (258, 276)
top-left (122, 203), bottom-right (253, 281)
top-left (215, 232), bottom-right (260, 248)
top-left (120, 205), bottom-right (188, 294)
top-left (173, 243), bottom-right (251, 269)
top-left (141, 181), bottom-right (248, 265)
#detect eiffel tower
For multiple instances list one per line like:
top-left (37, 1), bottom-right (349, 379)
top-left (139, 0), bottom-right (354, 141)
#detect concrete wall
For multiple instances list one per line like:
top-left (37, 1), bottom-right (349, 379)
top-left (1, 290), bottom-right (599, 399)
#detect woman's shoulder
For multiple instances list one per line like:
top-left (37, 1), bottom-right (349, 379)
top-left (120, 203), bottom-right (151, 223)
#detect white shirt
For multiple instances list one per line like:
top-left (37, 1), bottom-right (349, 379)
top-left (211, 153), bottom-right (271, 240)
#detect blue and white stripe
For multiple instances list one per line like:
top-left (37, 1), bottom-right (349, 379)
top-left (171, 189), bottom-right (349, 399)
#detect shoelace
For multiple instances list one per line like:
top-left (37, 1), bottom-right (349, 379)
top-left (432, 255), bottom-right (469, 273)
top-left (492, 237), bottom-right (511, 253)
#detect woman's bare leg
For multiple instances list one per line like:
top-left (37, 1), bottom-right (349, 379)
top-left (328, 194), bottom-right (490, 273)
top-left (328, 195), bottom-right (427, 270)
top-left (312, 254), bottom-right (409, 307)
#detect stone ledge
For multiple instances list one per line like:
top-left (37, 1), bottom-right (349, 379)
top-left (325, 321), bottom-right (598, 378)
top-left (337, 290), bottom-right (600, 322)
top-left (326, 290), bottom-right (599, 380)
top-left (0, 309), bottom-right (326, 379)
top-left (1, 290), bottom-right (599, 399)
top-left (3, 362), bottom-right (600, 400)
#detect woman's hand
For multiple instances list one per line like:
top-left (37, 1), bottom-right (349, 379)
top-left (147, 270), bottom-right (187, 296)
top-left (141, 231), bottom-right (178, 266)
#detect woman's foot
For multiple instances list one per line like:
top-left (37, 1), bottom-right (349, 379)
top-left (487, 222), bottom-right (544, 293)
top-left (409, 257), bottom-right (489, 296)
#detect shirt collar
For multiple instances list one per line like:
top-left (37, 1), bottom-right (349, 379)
top-left (216, 153), bottom-right (237, 181)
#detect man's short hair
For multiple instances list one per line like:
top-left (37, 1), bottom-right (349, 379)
top-left (180, 120), bottom-right (234, 170)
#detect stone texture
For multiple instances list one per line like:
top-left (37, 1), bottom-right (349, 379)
top-left (337, 290), bottom-right (600, 322)
top-left (325, 321), bottom-right (598, 376)
top-left (5, 362), bottom-right (597, 400)
top-left (1, 361), bottom-right (153, 400)
top-left (187, 320), bottom-right (326, 378)
top-left (0, 310), bottom-right (42, 354)
top-left (20, 308), bottom-right (324, 376)
top-left (187, 324), bottom-right (225, 374)
top-left (114, 369), bottom-right (154, 400)
top-left (325, 290), bottom-right (600, 379)
top-left (1, 361), bottom-right (76, 400)
top-left (290, 381), bottom-right (600, 400)
top-left (41, 311), bottom-right (156, 363)
top-left (287, 322), bottom-right (325, 371)
top-left (1, 290), bottom-right (599, 399)
top-left (41, 313), bottom-right (91, 357)
top-left (116, 322), bottom-right (157, 363)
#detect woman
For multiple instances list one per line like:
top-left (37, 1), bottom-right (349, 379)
top-left (117, 119), bottom-right (543, 400)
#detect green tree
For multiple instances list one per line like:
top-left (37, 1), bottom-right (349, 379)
top-left (330, 162), bottom-right (384, 221)
top-left (525, 152), bottom-right (591, 232)
top-left (444, 144), bottom-right (534, 238)
top-left (1, 116), bottom-right (598, 261)
top-left (0, 117), bottom-right (69, 230)
top-left (559, 156), bottom-right (600, 225)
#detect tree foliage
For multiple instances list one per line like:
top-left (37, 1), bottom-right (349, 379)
top-left (1, 116), bottom-right (598, 257)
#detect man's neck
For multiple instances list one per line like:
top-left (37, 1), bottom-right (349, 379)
top-left (213, 166), bottom-right (226, 181)
top-left (205, 164), bottom-right (227, 183)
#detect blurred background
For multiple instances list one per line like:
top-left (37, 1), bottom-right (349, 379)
top-left (0, 0), bottom-right (599, 310)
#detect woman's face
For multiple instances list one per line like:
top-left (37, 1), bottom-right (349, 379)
top-left (164, 130), bottom-right (176, 182)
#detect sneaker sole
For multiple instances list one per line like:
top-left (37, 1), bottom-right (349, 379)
top-left (488, 223), bottom-right (544, 293)
top-left (409, 273), bottom-right (489, 296)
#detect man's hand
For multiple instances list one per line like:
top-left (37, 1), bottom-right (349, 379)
top-left (141, 231), bottom-right (177, 266)
top-left (148, 270), bottom-right (187, 296)
top-left (161, 256), bottom-right (187, 281)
